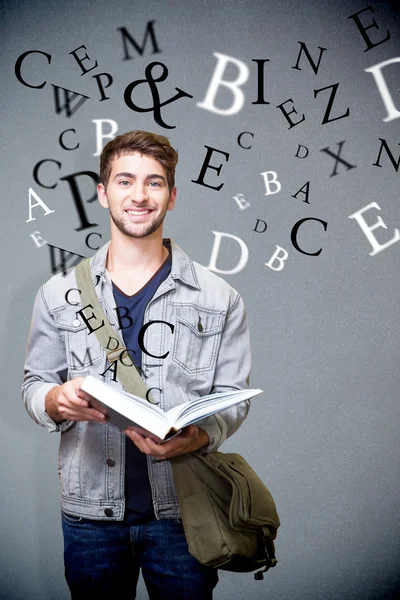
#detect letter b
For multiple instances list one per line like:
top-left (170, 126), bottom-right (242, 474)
top-left (261, 171), bottom-right (282, 195)
top-left (197, 53), bottom-right (249, 116)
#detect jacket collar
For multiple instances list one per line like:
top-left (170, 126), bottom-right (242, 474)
top-left (90, 238), bottom-right (201, 290)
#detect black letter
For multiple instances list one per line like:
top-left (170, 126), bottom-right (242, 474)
top-left (276, 99), bottom-right (305, 129)
top-left (118, 21), bottom-right (161, 60)
top-left (253, 218), bottom-right (267, 233)
top-left (65, 288), bottom-right (81, 306)
top-left (33, 159), bottom-right (62, 189)
top-left (191, 146), bottom-right (230, 191)
top-left (251, 59), bottom-right (270, 104)
top-left (146, 388), bottom-right (161, 404)
top-left (138, 320), bottom-right (174, 359)
top-left (59, 129), bottom-right (79, 151)
top-left (237, 132), bottom-right (254, 149)
top-left (76, 304), bottom-right (105, 334)
top-left (14, 50), bottom-right (51, 89)
top-left (85, 232), bottom-right (103, 250)
top-left (292, 42), bottom-right (327, 74)
top-left (70, 348), bottom-right (94, 369)
top-left (314, 83), bottom-right (350, 125)
top-left (372, 138), bottom-right (400, 172)
top-left (69, 44), bottom-right (98, 75)
top-left (92, 73), bottom-right (114, 101)
top-left (291, 181), bottom-right (310, 204)
top-left (100, 361), bottom-right (118, 382)
top-left (320, 141), bottom-right (356, 177)
top-left (59, 171), bottom-right (99, 231)
top-left (291, 217), bottom-right (327, 256)
top-left (51, 85), bottom-right (90, 118)
top-left (48, 244), bottom-right (86, 276)
top-left (348, 6), bottom-right (390, 52)
top-left (114, 306), bottom-right (134, 330)
top-left (295, 144), bottom-right (309, 159)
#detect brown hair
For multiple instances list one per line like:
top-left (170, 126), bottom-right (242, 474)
top-left (100, 130), bottom-right (178, 190)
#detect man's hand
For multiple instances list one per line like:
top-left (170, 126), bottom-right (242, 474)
top-left (125, 425), bottom-right (210, 459)
top-left (45, 377), bottom-right (107, 424)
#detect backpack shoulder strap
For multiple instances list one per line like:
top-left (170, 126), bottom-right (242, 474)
top-left (74, 258), bottom-right (149, 399)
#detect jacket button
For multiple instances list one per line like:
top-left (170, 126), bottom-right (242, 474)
top-left (106, 458), bottom-right (115, 467)
top-left (104, 508), bottom-right (113, 517)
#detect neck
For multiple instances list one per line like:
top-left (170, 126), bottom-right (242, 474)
top-left (106, 229), bottom-right (168, 276)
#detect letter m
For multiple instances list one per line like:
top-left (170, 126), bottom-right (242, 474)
top-left (118, 21), bottom-right (161, 60)
top-left (70, 348), bottom-right (94, 369)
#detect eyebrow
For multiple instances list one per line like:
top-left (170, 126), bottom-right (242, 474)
top-left (113, 172), bottom-right (166, 183)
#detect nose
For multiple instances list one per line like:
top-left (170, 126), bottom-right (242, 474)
top-left (130, 182), bottom-right (148, 204)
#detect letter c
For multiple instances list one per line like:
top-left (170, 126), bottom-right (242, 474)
top-left (85, 232), bottom-right (102, 250)
top-left (33, 159), bottom-right (62, 189)
top-left (65, 288), bottom-right (81, 306)
top-left (146, 388), bottom-right (162, 404)
top-left (291, 217), bottom-right (328, 256)
top-left (138, 320), bottom-right (175, 359)
top-left (14, 50), bottom-right (51, 89)
top-left (237, 131), bottom-right (254, 149)
top-left (59, 129), bottom-right (80, 151)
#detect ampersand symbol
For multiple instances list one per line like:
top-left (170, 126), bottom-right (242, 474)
top-left (123, 62), bottom-right (193, 129)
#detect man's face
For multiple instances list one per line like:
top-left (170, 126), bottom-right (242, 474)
top-left (97, 152), bottom-right (176, 239)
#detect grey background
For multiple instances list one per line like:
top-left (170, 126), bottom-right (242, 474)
top-left (1, 0), bottom-right (399, 598)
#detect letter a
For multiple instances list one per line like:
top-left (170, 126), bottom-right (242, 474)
top-left (207, 231), bottom-right (249, 275)
top-left (26, 188), bottom-right (55, 222)
top-left (197, 53), bottom-right (249, 116)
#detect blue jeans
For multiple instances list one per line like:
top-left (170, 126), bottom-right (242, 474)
top-left (62, 512), bottom-right (219, 599)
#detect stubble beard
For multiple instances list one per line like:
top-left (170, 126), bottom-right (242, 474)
top-left (109, 204), bottom-right (169, 239)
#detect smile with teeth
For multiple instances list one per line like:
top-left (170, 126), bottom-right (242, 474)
top-left (125, 208), bottom-right (153, 216)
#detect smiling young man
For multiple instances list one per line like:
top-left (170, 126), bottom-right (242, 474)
top-left (22, 130), bottom-right (251, 599)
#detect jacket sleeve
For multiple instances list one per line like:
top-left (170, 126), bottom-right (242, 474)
top-left (22, 286), bottom-right (73, 433)
top-left (197, 292), bottom-right (251, 452)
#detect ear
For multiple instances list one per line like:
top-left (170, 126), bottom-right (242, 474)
top-left (97, 183), bottom-right (109, 209)
top-left (167, 187), bottom-right (177, 211)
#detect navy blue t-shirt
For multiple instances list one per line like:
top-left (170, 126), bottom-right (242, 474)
top-left (112, 251), bottom-right (172, 520)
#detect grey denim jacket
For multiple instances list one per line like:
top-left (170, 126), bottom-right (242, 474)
top-left (22, 239), bottom-right (251, 521)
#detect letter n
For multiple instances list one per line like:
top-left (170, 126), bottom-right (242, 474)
top-left (372, 138), bottom-right (400, 171)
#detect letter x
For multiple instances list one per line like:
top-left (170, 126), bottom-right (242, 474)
top-left (320, 141), bottom-right (356, 177)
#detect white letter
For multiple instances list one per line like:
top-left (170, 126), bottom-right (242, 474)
top-left (365, 57), bottom-right (400, 122)
top-left (26, 188), bottom-right (55, 223)
top-left (92, 119), bottom-right (118, 156)
top-left (261, 171), bottom-right (282, 195)
top-left (29, 231), bottom-right (47, 247)
top-left (265, 246), bottom-right (289, 271)
top-left (233, 193), bottom-right (250, 210)
top-left (348, 201), bottom-right (400, 256)
top-left (197, 53), bottom-right (249, 116)
top-left (207, 231), bottom-right (249, 274)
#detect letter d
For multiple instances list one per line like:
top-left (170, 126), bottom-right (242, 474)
top-left (207, 231), bottom-right (249, 275)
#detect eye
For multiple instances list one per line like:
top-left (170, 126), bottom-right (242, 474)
top-left (149, 181), bottom-right (161, 187)
top-left (119, 180), bottom-right (131, 186)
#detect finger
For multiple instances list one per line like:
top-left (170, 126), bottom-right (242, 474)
top-left (58, 406), bottom-right (107, 422)
top-left (125, 430), bottom-right (148, 452)
top-left (182, 425), bottom-right (198, 437)
top-left (76, 390), bottom-right (94, 404)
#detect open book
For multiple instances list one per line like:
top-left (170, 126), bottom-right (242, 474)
top-left (80, 375), bottom-right (262, 443)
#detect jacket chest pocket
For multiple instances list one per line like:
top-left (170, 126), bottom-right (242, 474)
top-left (172, 305), bottom-right (225, 374)
top-left (53, 306), bottom-right (104, 371)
